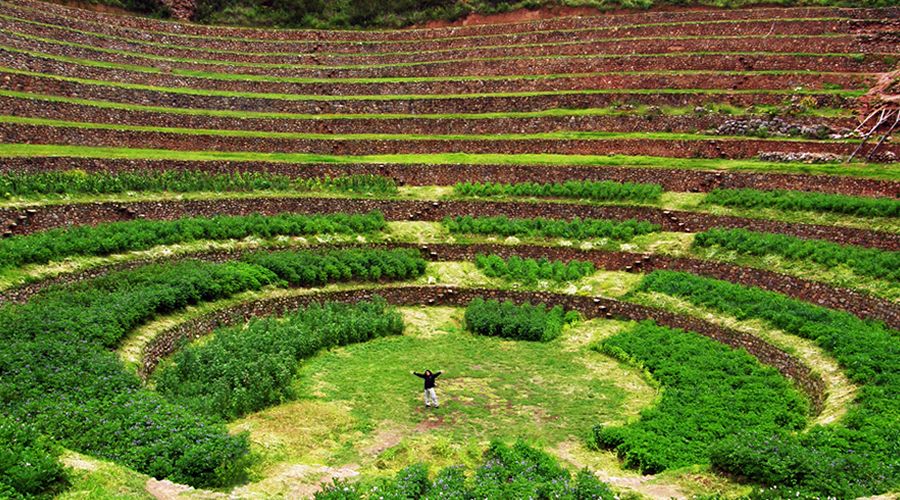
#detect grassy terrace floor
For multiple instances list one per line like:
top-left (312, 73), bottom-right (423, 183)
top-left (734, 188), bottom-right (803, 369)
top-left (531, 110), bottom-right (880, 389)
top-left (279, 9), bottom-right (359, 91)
top-left (3, 145), bottom-right (897, 179)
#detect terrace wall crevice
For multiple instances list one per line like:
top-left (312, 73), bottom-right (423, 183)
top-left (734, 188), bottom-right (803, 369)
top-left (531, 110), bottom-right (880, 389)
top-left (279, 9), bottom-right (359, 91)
top-left (3, 157), bottom-right (896, 197)
top-left (3, 242), bottom-right (896, 329)
top-left (137, 285), bottom-right (828, 414)
top-left (2, 197), bottom-right (897, 249)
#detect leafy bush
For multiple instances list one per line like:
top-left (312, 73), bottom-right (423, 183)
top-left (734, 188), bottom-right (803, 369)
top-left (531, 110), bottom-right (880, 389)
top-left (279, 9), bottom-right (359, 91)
top-left (0, 260), bottom-right (269, 487)
top-left (455, 180), bottom-right (663, 203)
top-left (445, 215), bottom-right (659, 241)
top-left (593, 321), bottom-right (807, 474)
top-left (638, 271), bottom-right (900, 497)
top-left (0, 247), bottom-right (422, 487)
top-left (693, 228), bottom-right (900, 282)
top-left (157, 298), bottom-right (404, 419)
top-left (704, 188), bottom-right (900, 218)
top-left (464, 297), bottom-right (578, 341)
top-left (0, 211), bottom-right (386, 270)
top-left (0, 417), bottom-right (67, 499)
top-left (475, 254), bottom-right (596, 284)
top-left (241, 247), bottom-right (426, 286)
top-left (316, 440), bottom-right (616, 499)
top-left (0, 171), bottom-right (397, 197)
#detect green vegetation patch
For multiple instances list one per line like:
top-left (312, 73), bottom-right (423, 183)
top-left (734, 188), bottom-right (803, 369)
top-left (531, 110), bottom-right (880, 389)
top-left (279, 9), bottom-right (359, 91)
top-left (0, 211), bottom-right (385, 271)
top-left (638, 270), bottom-right (900, 498)
top-left (704, 188), bottom-right (900, 218)
top-left (464, 297), bottom-right (579, 342)
top-left (475, 254), bottom-right (596, 285)
top-left (0, 416), bottom-right (68, 499)
top-left (593, 320), bottom-right (808, 473)
top-left (692, 228), bottom-right (900, 283)
top-left (0, 170), bottom-right (397, 198)
top-left (317, 441), bottom-right (615, 499)
top-left (456, 179), bottom-right (663, 203)
top-left (157, 297), bottom-right (406, 420)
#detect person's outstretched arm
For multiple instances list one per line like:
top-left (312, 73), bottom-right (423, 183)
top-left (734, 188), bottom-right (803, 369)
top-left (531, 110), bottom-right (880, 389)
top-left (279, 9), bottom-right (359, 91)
top-left (412, 371), bottom-right (425, 378)
top-left (435, 371), bottom-right (443, 378)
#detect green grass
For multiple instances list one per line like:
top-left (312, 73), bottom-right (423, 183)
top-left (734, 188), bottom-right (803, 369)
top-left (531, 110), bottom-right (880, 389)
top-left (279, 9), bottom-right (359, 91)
top-left (0, 114), bottom-right (862, 142)
top-left (57, 451), bottom-right (151, 500)
top-left (235, 307), bottom-right (654, 475)
top-left (2, 144), bottom-right (896, 179)
top-left (0, 90), bottom-right (854, 120)
top-left (0, 11), bottom-right (859, 60)
top-left (5, 28), bottom-right (880, 72)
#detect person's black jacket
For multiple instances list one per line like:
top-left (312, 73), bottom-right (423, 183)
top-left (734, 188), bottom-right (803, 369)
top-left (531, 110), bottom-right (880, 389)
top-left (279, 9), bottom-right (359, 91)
top-left (413, 371), bottom-right (441, 389)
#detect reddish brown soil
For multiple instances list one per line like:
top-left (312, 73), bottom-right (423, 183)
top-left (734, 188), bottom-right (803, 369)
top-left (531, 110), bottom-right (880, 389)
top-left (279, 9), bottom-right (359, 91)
top-left (417, 6), bottom-right (603, 29)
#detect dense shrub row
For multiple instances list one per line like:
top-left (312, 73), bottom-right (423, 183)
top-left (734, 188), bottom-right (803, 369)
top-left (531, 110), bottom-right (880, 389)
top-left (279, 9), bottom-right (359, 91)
top-left (157, 298), bottom-right (404, 419)
top-left (593, 320), bottom-right (807, 474)
top-left (0, 248), bottom-right (424, 488)
top-left (317, 440), bottom-right (616, 499)
top-left (0, 171), bottom-right (397, 197)
top-left (241, 247), bottom-right (426, 286)
top-left (705, 188), bottom-right (900, 218)
top-left (455, 180), bottom-right (663, 203)
top-left (0, 417), bottom-right (67, 499)
top-left (0, 211), bottom-right (386, 271)
top-left (693, 228), bottom-right (900, 282)
top-left (445, 215), bottom-right (659, 241)
top-left (464, 297), bottom-right (578, 341)
top-left (639, 271), bottom-right (900, 498)
top-left (475, 254), bottom-right (596, 284)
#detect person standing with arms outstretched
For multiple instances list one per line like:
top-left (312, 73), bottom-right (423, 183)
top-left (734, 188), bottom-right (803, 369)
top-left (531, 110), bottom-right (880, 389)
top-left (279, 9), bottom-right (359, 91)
top-left (412, 369), bottom-right (442, 408)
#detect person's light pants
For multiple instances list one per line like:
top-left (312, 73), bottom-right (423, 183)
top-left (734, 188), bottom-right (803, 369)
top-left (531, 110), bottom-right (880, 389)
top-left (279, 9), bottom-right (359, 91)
top-left (424, 388), bottom-right (439, 407)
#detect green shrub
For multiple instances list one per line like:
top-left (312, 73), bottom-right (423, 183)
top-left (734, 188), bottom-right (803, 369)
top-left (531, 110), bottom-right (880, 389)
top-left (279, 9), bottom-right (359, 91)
top-left (475, 254), bottom-right (596, 284)
top-left (455, 179), bottom-right (663, 203)
top-left (445, 215), bottom-right (659, 241)
top-left (464, 297), bottom-right (578, 341)
top-left (593, 321), bottom-right (807, 473)
top-left (692, 228), bottom-right (900, 282)
top-left (0, 211), bottom-right (386, 270)
top-left (704, 188), bottom-right (899, 218)
top-left (241, 247), bottom-right (426, 286)
top-left (0, 247), bottom-right (423, 487)
top-left (0, 260), bottom-right (270, 487)
top-left (638, 270), bottom-right (900, 497)
top-left (316, 440), bottom-right (616, 499)
top-left (157, 298), bottom-right (404, 419)
top-left (0, 171), bottom-right (397, 197)
top-left (0, 417), bottom-right (67, 498)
